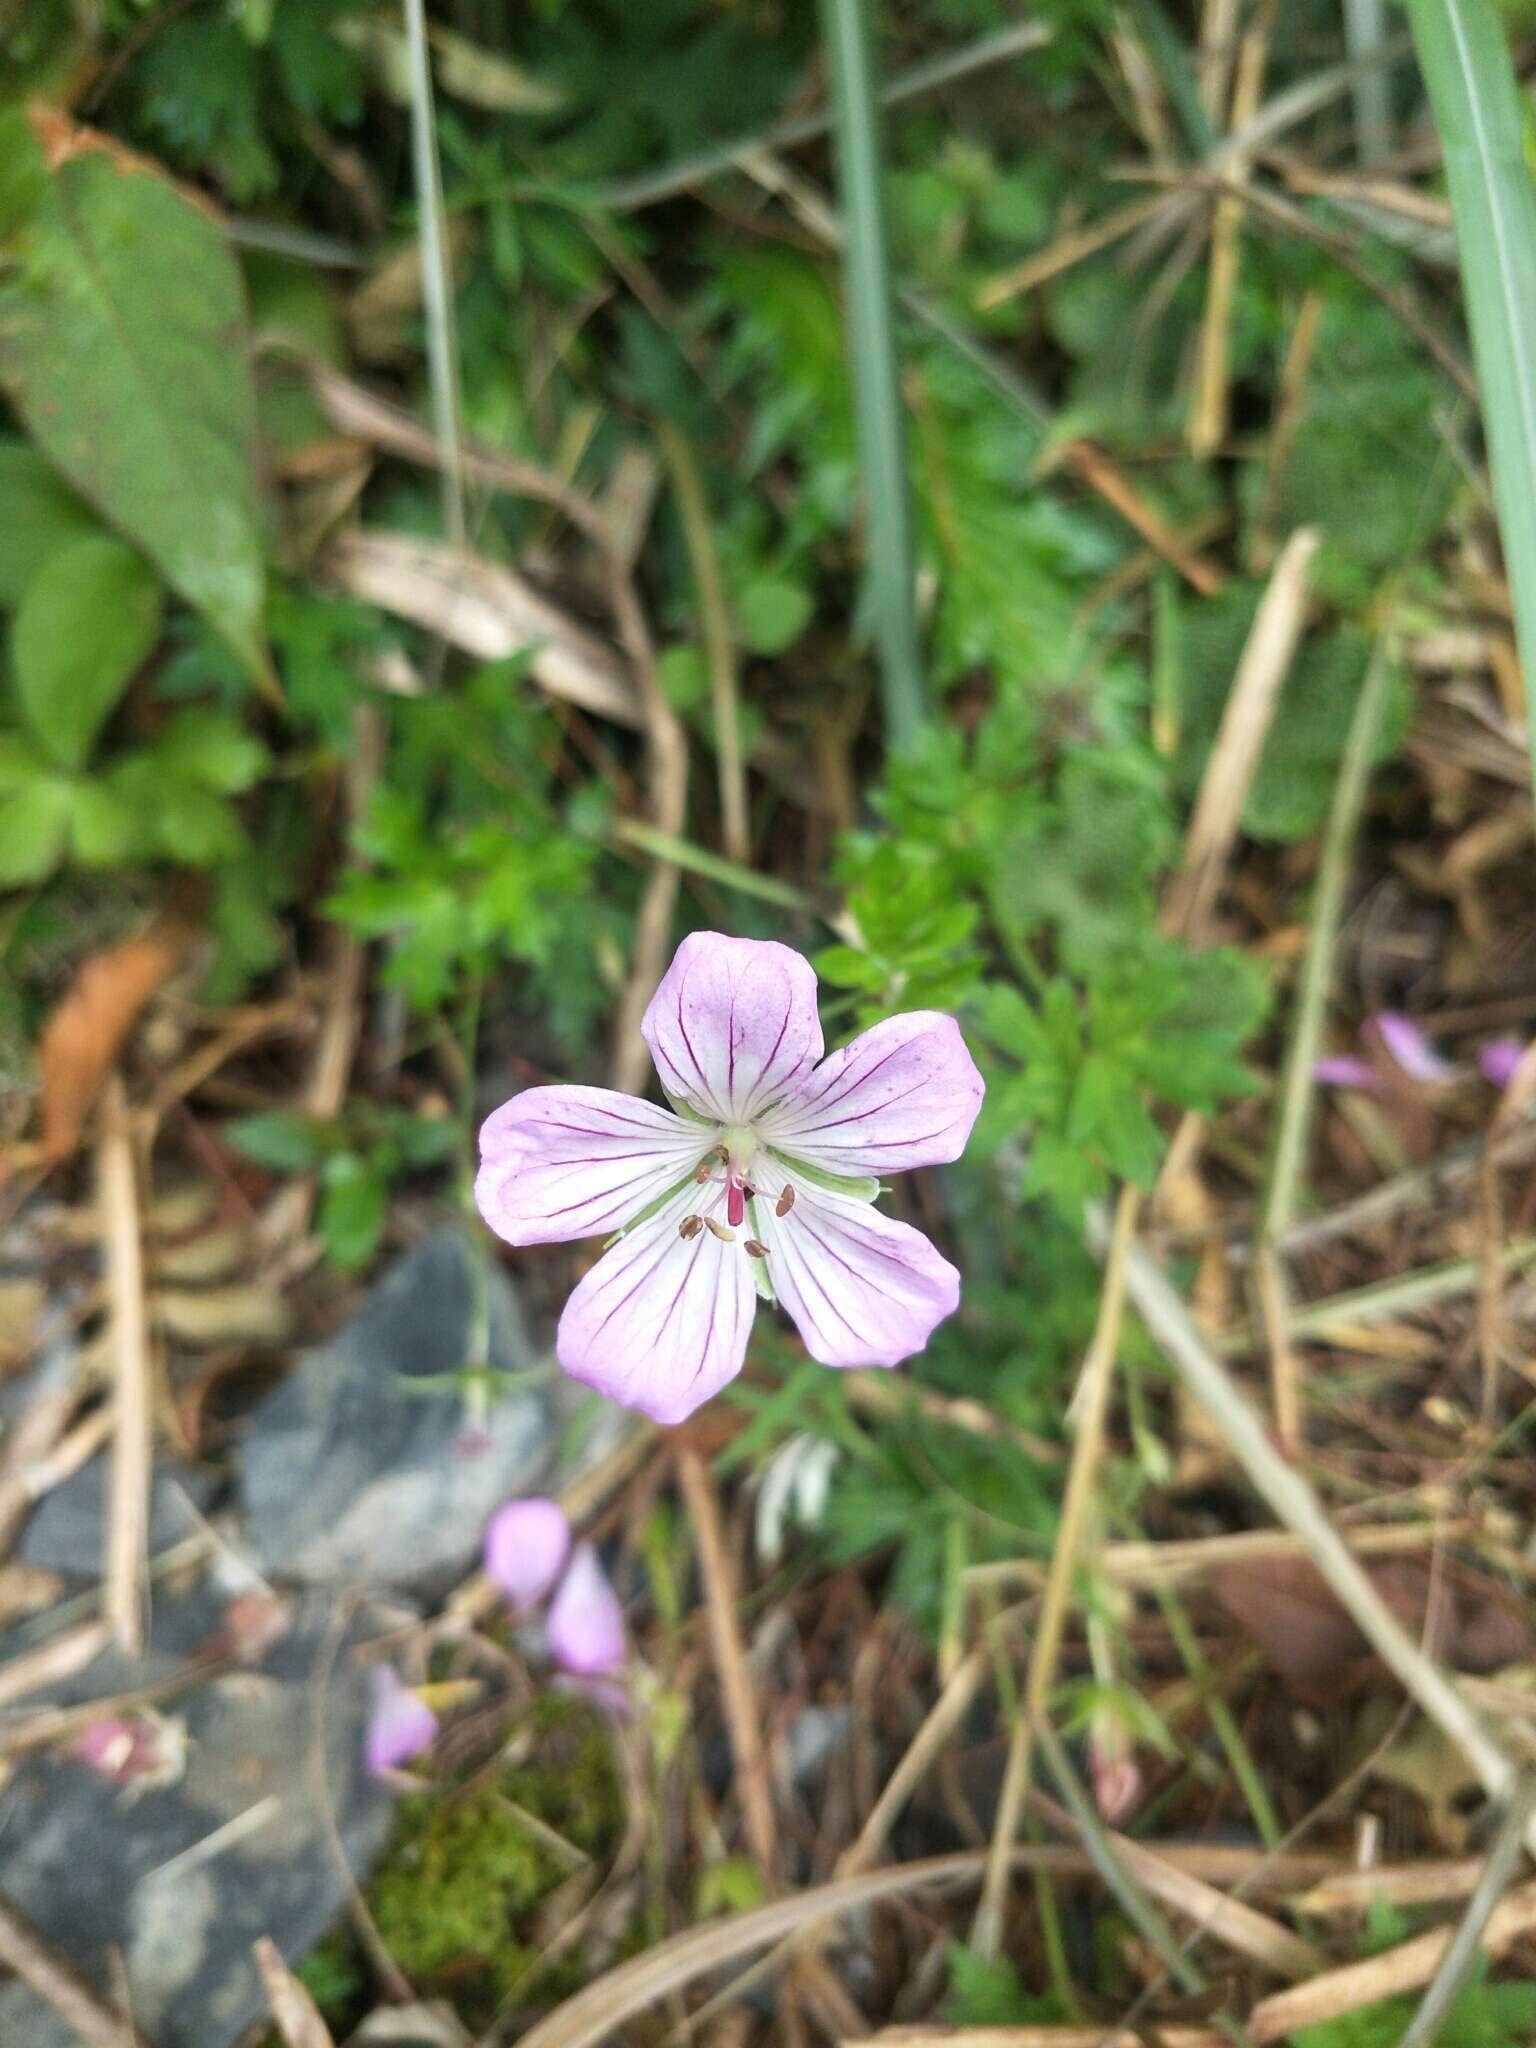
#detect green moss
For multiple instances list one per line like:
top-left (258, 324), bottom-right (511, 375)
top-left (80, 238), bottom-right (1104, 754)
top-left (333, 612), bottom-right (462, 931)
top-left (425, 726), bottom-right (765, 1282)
top-left (364, 1696), bottom-right (624, 2024)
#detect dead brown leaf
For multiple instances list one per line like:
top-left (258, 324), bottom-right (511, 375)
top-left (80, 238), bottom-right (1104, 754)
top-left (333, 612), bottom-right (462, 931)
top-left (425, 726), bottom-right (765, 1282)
top-left (37, 914), bottom-right (198, 1163)
top-left (1210, 1555), bottom-right (1534, 1706)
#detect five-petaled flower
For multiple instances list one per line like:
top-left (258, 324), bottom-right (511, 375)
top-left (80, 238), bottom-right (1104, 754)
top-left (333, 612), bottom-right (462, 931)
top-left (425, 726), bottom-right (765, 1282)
top-left (476, 933), bottom-right (984, 1424)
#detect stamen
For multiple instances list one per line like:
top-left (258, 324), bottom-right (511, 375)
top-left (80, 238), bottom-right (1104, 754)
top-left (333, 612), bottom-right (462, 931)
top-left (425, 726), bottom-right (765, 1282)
top-left (744, 1240), bottom-right (768, 1259)
top-left (705, 1218), bottom-right (736, 1242)
top-left (694, 1160), bottom-right (713, 1184)
top-left (679, 1215), bottom-right (703, 1240)
top-left (776, 1184), bottom-right (796, 1217)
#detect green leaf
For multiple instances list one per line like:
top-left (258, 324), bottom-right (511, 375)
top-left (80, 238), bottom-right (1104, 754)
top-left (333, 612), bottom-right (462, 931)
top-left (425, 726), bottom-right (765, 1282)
top-left (13, 536), bottom-right (163, 769)
top-left (153, 707), bottom-right (267, 792)
top-left (68, 778), bottom-right (141, 866)
top-left (0, 438), bottom-right (99, 605)
top-left (226, 1111), bottom-right (330, 1174)
top-left (1408, 0), bottom-right (1536, 778)
top-left (319, 1154), bottom-right (388, 1270)
top-left (0, 778), bottom-right (71, 886)
top-left (0, 130), bottom-right (271, 688)
top-left (735, 573), bottom-right (813, 654)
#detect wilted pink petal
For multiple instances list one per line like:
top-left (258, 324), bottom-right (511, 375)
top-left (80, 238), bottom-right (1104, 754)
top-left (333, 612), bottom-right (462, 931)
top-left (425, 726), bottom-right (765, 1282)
top-left (484, 1497), bottom-right (571, 1610)
top-left (476, 932), bottom-right (984, 1423)
top-left (364, 1667), bottom-right (438, 1777)
top-left (219, 1590), bottom-right (294, 1665)
top-left (1480, 1038), bottom-right (1526, 1088)
top-left (1313, 1054), bottom-right (1381, 1090)
top-left (1088, 1733), bottom-right (1142, 1824)
top-left (1371, 1012), bottom-right (1457, 1084)
top-left (547, 1544), bottom-right (626, 1677)
top-left (70, 1712), bottom-right (187, 1793)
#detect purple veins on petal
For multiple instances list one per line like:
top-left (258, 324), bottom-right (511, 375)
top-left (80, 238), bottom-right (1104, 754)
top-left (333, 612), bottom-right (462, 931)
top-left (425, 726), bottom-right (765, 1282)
top-left (364, 1666), bottom-right (439, 1777)
top-left (1480, 1037), bottom-right (1526, 1089)
top-left (547, 1543), bottom-right (627, 1677)
top-left (1370, 1011), bottom-right (1457, 1084)
top-left (484, 1496), bottom-right (572, 1611)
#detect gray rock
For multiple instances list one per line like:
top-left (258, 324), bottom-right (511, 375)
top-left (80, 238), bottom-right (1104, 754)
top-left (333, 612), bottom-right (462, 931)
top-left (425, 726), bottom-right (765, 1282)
top-left (0, 1582), bottom-right (395, 2048)
top-left (20, 1456), bottom-right (217, 1578)
top-left (238, 1230), bottom-right (557, 1595)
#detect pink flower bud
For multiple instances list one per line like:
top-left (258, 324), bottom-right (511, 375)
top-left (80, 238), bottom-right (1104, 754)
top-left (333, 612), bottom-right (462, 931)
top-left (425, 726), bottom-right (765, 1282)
top-left (484, 1496), bottom-right (572, 1611)
top-left (70, 1712), bottom-right (187, 1793)
top-left (1480, 1038), bottom-right (1526, 1089)
top-left (1313, 1054), bottom-right (1380, 1090)
top-left (546, 1544), bottom-right (626, 1677)
top-left (364, 1666), bottom-right (438, 1777)
top-left (1371, 1012), bottom-right (1457, 1084)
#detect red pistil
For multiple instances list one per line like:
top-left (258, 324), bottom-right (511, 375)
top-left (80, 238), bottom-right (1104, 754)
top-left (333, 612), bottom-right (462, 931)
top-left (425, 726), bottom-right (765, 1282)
top-left (726, 1179), bottom-right (746, 1228)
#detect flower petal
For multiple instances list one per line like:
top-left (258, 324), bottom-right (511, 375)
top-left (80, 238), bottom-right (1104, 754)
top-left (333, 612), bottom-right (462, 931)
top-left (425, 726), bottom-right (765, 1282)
top-left (750, 1169), bottom-right (960, 1368)
top-left (641, 930), bottom-right (823, 1121)
top-left (364, 1667), bottom-right (438, 1777)
top-left (1371, 1012), bottom-right (1457, 1084)
top-left (758, 1011), bottom-right (984, 1175)
top-left (555, 1181), bottom-right (757, 1423)
top-left (484, 1497), bottom-right (571, 1610)
top-left (1480, 1037), bottom-right (1526, 1088)
top-left (547, 1543), bottom-right (627, 1676)
top-left (476, 1085), bottom-right (709, 1247)
top-left (1313, 1054), bottom-right (1380, 1090)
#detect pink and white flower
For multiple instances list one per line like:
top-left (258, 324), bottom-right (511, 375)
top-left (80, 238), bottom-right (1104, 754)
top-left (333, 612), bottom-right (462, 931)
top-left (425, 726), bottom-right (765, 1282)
top-left (476, 932), bottom-right (984, 1424)
top-left (364, 1666), bottom-right (439, 1778)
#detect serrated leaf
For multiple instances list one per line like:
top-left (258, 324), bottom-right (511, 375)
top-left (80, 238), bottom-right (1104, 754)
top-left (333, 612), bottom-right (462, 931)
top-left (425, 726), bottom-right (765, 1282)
top-left (14, 535), bottom-right (163, 768)
top-left (0, 438), bottom-right (99, 605)
top-left (0, 115), bottom-right (271, 689)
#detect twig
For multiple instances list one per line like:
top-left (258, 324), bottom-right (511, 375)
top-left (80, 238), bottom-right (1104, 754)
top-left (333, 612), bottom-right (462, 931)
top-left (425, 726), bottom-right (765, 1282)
top-left (1028, 1788), bottom-right (1321, 1979)
top-left (1255, 631), bottom-right (1396, 1444)
top-left (970, 1185), bottom-right (1139, 1959)
top-left (1096, 1217), bottom-right (1525, 1827)
top-left (675, 1448), bottom-right (778, 1876)
top-left (1163, 528), bottom-right (1320, 939)
top-left (594, 21), bottom-right (1053, 212)
top-left (98, 1074), bottom-right (151, 1658)
top-left (657, 423), bottom-right (750, 863)
top-left (1248, 1877), bottom-right (1536, 2043)
top-left (0, 1617), bottom-right (112, 1712)
top-left (255, 1936), bottom-right (337, 2048)
top-left (1399, 1775), bottom-right (1536, 2048)
top-left (1033, 1722), bottom-right (1205, 1997)
top-left (0, 1888), bottom-right (154, 2048)
top-left (1188, 5), bottom-right (1270, 457)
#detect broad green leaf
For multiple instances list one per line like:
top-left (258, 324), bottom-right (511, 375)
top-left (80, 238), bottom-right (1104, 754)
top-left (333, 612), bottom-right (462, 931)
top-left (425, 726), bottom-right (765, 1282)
top-left (320, 1154), bottom-right (388, 1270)
top-left (0, 439), bottom-right (99, 605)
top-left (14, 536), bottom-right (163, 768)
top-left (226, 1111), bottom-right (330, 1173)
top-left (0, 118), bottom-right (271, 689)
top-left (0, 779), bottom-right (71, 886)
top-left (735, 573), bottom-right (813, 654)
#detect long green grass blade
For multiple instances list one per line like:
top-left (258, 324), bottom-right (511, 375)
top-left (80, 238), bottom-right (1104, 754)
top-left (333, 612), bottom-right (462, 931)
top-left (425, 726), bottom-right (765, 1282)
top-left (1407, 0), bottom-right (1536, 779)
top-left (818, 0), bottom-right (927, 751)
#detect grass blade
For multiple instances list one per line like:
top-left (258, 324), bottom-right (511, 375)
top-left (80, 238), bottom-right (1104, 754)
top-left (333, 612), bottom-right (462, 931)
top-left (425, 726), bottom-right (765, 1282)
top-left (1406, 0), bottom-right (1536, 775)
top-left (818, 0), bottom-right (926, 750)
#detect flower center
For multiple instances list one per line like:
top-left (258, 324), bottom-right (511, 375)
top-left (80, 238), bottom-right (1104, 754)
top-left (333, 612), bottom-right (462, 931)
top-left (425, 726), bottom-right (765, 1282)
top-left (718, 1124), bottom-right (758, 1227)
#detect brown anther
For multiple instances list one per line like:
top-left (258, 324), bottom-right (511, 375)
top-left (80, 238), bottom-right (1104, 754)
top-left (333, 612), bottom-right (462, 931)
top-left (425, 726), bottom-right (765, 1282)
top-left (694, 1159), bottom-right (713, 1183)
top-left (775, 1184), bottom-right (796, 1217)
top-left (704, 1218), bottom-right (736, 1242)
top-left (678, 1215), bottom-right (703, 1240)
top-left (744, 1239), bottom-right (769, 1259)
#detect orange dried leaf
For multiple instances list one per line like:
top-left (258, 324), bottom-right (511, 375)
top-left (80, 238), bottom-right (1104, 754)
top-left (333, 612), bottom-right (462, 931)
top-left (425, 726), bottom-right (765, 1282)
top-left (37, 915), bottom-right (197, 1161)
